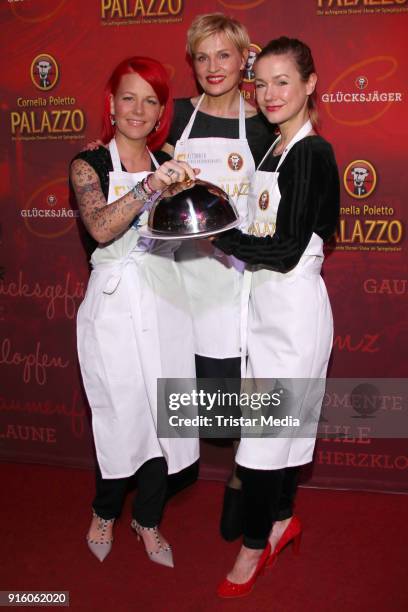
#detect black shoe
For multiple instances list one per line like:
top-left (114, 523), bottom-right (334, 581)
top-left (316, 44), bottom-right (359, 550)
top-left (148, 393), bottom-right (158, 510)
top-left (219, 486), bottom-right (243, 542)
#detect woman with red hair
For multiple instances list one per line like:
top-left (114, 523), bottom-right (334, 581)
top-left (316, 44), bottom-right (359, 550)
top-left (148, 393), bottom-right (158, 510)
top-left (70, 56), bottom-right (198, 567)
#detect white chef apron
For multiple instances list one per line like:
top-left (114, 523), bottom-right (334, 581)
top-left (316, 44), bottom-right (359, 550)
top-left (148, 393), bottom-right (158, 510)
top-left (174, 94), bottom-right (256, 358)
top-left (77, 139), bottom-right (198, 478)
top-left (236, 121), bottom-right (334, 470)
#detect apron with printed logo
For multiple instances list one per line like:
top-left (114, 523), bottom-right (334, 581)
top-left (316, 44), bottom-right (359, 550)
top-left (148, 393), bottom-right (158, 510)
top-left (236, 122), bottom-right (333, 469)
top-left (77, 139), bottom-right (198, 478)
top-left (174, 94), bottom-right (255, 358)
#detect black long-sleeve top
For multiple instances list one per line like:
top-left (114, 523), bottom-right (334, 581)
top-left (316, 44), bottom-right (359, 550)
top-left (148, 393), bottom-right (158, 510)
top-left (213, 136), bottom-right (340, 272)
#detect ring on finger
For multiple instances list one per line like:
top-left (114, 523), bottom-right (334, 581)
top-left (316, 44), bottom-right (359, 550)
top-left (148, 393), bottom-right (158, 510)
top-left (167, 168), bottom-right (176, 177)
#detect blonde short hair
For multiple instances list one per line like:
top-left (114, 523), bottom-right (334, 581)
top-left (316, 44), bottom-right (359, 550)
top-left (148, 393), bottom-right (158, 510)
top-left (186, 13), bottom-right (250, 57)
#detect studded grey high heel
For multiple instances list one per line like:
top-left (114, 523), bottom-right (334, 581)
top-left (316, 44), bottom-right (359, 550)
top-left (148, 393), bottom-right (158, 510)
top-left (86, 511), bottom-right (115, 562)
top-left (130, 519), bottom-right (174, 568)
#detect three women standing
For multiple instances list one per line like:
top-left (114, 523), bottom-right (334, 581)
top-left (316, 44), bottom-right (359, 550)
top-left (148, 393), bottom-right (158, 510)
top-left (71, 18), bottom-right (339, 600)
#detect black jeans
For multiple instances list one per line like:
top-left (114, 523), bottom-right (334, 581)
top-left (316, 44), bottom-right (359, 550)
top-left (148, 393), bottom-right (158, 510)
top-left (93, 457), bottom-right (167, 527)
top-left (237, 464), bottom-right (300, 549)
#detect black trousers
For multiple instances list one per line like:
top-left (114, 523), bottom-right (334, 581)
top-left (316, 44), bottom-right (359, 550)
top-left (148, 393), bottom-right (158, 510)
top-left (195, 354), bottom-right (241, 380)
top-left (237, 464), bottom-right (300, 549)
top-left (167, 460), bottom-right (199, 499)
top-left (93, 457), bottom-right (167, 527)
top-left (196, 354), bottom-right (242, 436)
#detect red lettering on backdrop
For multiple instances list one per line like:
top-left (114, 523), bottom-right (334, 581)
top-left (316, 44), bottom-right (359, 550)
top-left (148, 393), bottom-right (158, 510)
top-left (0, 390), bottom-right (86, 438)
top-left (0, 271), bottom-right (85, 319)
top-left (0, 424), bottom-right (57, 444)
top-left (0, 338), bottom-right (69, 385)
top-left (333, 334), bottom-right (380, 353)
top-left (317, 450), bottom-right (408, 470)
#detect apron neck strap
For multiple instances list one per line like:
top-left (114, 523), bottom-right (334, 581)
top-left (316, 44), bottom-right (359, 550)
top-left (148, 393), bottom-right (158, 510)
top-left (238, 93), bottom-right (246, 139)
top-left (180, 94), bottom-right (205, 140)
top-left (148, 149), bottom-right (160, 169)
top-left (109, 138), bottom-right (122, 172)
top-left (180, 92), bottom-right (246, 141)
top-left (257, 119), bottom-right (313, 171)
top-left (109, 138), bottom-right (160, 171)
top-left (257, 134), bottom-right (281, 170)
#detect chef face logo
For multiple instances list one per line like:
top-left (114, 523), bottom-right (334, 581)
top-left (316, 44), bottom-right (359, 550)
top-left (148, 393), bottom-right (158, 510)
top-left (344, 160), bottom-right (377, 199)
top-left (30, 53), bottom-right (59, 91)
top-left (243, 43), bottom-right (262, 83)
top-left (355, 75), bottom-right (368, 90)
top-left (228, 153), bottom-right (244, 172)
top-left (47, 194), bottom-right (57, 206)
top-left (258, 190), bottom-right (269, 211)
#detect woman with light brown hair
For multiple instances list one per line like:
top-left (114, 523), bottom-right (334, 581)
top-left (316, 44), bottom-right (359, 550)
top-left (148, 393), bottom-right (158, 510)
top-left (213, 36), bottom-right (339, 598)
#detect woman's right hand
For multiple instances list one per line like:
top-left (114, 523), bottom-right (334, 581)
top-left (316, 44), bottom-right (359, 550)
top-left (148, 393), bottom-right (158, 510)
top-left (82, 139), bottom-right (105, 152)
top-left (149, 160), bottom-right (199, 192)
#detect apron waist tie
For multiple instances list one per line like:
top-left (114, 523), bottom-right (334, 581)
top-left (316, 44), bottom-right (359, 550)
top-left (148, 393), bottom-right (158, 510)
top-left (95, 250), bottom-right (151, 331)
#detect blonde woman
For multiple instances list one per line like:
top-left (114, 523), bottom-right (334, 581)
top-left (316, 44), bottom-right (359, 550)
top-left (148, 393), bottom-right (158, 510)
top-left (164, 13), bottom-right (275, 539)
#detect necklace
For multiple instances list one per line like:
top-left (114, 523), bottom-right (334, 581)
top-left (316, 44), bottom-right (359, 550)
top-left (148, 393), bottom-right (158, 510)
top-left (272, 141), bottom-right (287, 157)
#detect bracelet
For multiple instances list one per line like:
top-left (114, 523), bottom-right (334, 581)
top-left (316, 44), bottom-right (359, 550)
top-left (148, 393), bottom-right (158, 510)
top-left (131, 181), bottom-right (152, 203)
top-left (143, 173), bottom-right (155, 194)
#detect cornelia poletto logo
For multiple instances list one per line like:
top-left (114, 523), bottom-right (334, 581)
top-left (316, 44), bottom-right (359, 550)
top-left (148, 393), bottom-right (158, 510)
top-left (258, 190), bottom-right (269, 211)
top-left (355, 75), bottom-right (368, 90)
top-left (30, 53), bottom-right (59, 91)
top-left (343, 160), bottom-right (377, 199)
top-left (227, 153), bottom-right (244, 172)
top-left (243, 43), bottom-right (262, 83)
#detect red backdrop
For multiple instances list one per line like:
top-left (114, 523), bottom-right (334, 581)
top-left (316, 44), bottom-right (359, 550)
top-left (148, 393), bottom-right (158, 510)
top-left (1, 0), bottom-right (407, 492)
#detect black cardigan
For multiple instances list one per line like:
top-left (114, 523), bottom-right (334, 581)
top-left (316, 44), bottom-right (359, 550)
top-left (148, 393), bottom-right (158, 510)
top-left (213, 136), bottom-right (340, 272)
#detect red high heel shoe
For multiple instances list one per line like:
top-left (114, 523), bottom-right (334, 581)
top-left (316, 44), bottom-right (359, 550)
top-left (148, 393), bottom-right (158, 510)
top-left (267, 515), bottom-right (302, 568)
top-left (217, 542), bottom-right (271, 598)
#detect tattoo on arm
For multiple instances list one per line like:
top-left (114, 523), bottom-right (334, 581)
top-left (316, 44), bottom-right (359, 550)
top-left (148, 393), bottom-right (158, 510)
top-left (76, 181), bottom-right (101, 196)
top-left (70, 159), bottom-right (144, 243)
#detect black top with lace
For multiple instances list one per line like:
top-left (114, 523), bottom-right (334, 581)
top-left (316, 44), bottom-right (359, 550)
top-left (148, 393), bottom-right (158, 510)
top-left (72, 146), bottom-right (170, 199)
top-left (71, 146), bottom-right (170, 258)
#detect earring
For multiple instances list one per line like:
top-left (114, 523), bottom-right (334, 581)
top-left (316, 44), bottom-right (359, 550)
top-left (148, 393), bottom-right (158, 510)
top-left (110, 115), bottom-right (116, 126)
top-left (154, 120), bottom-right (160, 131)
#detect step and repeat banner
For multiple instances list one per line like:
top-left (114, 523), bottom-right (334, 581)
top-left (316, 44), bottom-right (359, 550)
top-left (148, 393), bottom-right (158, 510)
top-left (1, 0), bottom-right (407, 492)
